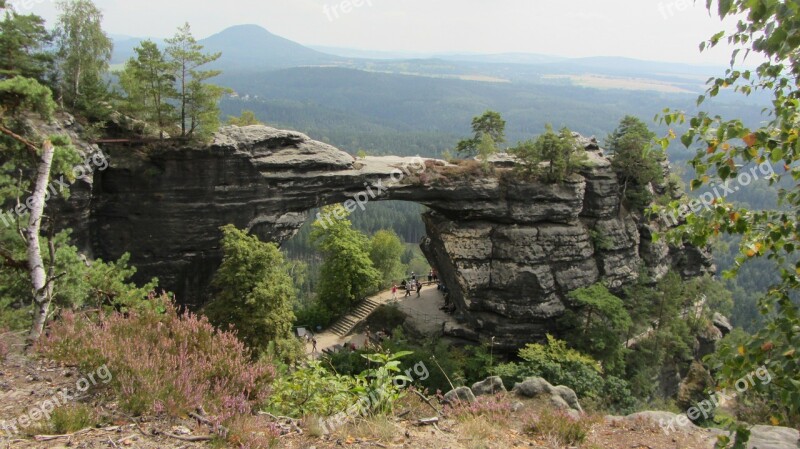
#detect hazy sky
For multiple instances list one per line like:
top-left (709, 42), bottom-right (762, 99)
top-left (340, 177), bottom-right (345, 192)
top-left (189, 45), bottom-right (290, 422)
top-left (12, 0), bottom-right (741, 65)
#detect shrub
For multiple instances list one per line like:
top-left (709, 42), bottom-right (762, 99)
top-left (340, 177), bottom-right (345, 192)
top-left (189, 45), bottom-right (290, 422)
top-left (48, 404), bottom-right (98, 434)
top-left (445, 394), bottom-right (514, 424)
top-left (38, 295), bottom-right (275, 427)
top-left (495, 335), bottom-right (605, 398)
top-left (524, 409), bottom-right (595, 445)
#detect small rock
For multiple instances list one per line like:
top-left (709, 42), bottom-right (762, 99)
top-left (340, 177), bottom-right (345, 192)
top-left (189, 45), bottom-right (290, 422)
top-left (471, 376), bottom-right (506, 396)
top-left (171, 425), bottom-right (192, 435)
top-left (443, 386), bottom-right (476, 404)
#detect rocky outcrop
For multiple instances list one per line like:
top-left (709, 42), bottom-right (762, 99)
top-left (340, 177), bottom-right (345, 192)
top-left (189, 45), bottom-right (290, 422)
top-left (512, 377), bottom-right (583, 415)
top-left (60, 124), bottom-right (711, 349)
top-left (621, 412), bottom-right (800, 449)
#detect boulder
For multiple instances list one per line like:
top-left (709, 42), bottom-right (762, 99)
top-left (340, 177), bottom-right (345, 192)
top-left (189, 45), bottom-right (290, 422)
top-left (443, 386), bottom-right (476, 405)
top-left (512, 377), bottom-right (554, 398)
top-left (712, 312), bottom-right (733, 336)
top-left (471, 376), bottom-right (506, 396)
top-left (512, 377), bottom-right (582, 413)
top-left (676, 361), bottom-right (715, 422)
top-left (552, 385), bottom-right (583, 413)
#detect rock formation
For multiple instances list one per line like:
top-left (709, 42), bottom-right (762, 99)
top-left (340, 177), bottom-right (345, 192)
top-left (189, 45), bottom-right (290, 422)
top-left (58, 124), bottom-right (712, 350)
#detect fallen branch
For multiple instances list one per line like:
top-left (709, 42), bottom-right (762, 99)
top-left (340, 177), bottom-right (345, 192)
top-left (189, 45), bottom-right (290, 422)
top-left (34, 426), bottom-right (120, 441)
top-left (410, 388), bottom-right (441, 415)
top-left (257, 411), bottom-right (304, 435)
top-left (154, 429), bottom-right (213, 442)
top-left (415, 417), bottom-right (439, 426)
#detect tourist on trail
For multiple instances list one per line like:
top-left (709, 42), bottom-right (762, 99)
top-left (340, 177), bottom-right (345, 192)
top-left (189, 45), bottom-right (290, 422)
top-left (433, 269), bottom-right (439, 283)
top-left (405, 281), bottom-right (412, 297)
top-left (411, 272), bottom-right (416, 281)
top-left (428, 269), bottom-right (433, 285)
top-left (416, 280), bottom-right (422, 297)
top-left (312, 337), bottom-right (317, 353)
top-left (391, 283), bottom-right (398, 300)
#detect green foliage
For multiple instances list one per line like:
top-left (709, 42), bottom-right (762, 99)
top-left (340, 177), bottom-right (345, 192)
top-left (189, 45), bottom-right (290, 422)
top-left (0, 76), bottom-right (56, 118)
top-left (47, 404), bottom-right (98, 435)
top-left (266, 360), bottom-right (357, 418)
top-left (227, 109), bottom-right (261, 126)
top-left (495, 335), bottom-right (636, 414)
top-left (495, 335), bottom-right (603, 397)
top-left (456, 110), bottom-right (506, 156)
top-left (509, 125), bottom-right (589, 183)
top-left (166, 23), bottom-right (226, 139)
top-left (356, 351), bottom-right (413, 415)
top-left (266, 351), bottom-right (412, 420)
top-left (203, 225), bottom-right (300, 362)
top-left (0, 7), bottom-right (52, 82)
top-left (369, 229), bottom-right (405, 288)
top-left (560, 284), bottom-right (632, 375)
top-left (118, 40), bottom-right (178, 138)
top-left (607, 115), bottom-right (665, 211)
top-left (54, 0), bottom-right (113, 113)
top-left (311, 205), bottom-right (381, 317)
top-left (654, 0), bottom-right (800, 437)
top-left (475, 133), bottom-right (497, 174)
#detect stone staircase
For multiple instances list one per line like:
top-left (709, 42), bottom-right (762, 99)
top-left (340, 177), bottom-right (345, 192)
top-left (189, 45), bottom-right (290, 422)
top-left (329, 298), bottom-right (383, 337)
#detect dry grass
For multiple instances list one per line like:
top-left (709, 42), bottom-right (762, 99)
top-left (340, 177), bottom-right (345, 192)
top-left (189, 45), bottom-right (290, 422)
top-left (337, 416), bottom-right (399, 443)
top-left (460, 415), bottom-right (497, 449)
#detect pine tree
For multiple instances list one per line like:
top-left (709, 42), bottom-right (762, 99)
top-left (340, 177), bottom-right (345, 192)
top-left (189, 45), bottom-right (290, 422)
top-left (119, 41), bottom-right (178, 138)
top-left (0, 8), bottom-right (53, 82)
top-left (165, 23), bottom-right (225, 139)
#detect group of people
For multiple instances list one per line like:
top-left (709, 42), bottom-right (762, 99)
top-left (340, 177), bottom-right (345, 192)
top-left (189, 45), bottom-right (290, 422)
top-left (391, 268), bottom-right (440, 300)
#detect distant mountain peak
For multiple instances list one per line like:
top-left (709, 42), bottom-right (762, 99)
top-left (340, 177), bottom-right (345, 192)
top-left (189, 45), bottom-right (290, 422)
top-left (199, 25), bottom-right (338, 70)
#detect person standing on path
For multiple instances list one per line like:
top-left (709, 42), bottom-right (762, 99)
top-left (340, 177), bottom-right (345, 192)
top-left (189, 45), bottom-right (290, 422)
top-left (428, 269), bottom-right (433, 285)
top-left (312, 337), bottom-right (317, 353)
top-left (416, 280), bottom-right (422, 298)
top-left (405, 281), bottom-right (412, 297)
top-left (391, 283), bottom-right (398, 300)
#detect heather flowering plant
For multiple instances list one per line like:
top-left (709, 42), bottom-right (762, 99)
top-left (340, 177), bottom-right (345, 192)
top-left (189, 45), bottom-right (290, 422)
top-left (38, 295), bottom-right (275, 425)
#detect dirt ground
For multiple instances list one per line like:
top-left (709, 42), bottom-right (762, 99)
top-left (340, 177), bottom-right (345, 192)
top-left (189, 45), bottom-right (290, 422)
top-left (1, 339), bottom-right (720, 449)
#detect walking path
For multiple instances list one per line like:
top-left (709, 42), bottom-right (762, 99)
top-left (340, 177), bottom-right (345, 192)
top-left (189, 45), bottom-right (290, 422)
top-left (305, 283), bottom-right (458, 357)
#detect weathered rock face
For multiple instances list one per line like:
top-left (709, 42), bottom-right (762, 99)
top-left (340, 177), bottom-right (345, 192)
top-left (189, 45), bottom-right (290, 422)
top-left (71, 125), bottom-right (711, 349)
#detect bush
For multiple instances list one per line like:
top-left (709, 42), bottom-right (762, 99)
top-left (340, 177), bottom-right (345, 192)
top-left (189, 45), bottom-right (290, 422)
top-left (495, 335), bottom-right (604, 398)
top-left (494, 335), bottom-right (635, 414)
top-left (38, 295), bottom-right (275, 426)
top-left (48, 404), bottom-right (98, 434)
top-left (524, 409), bottom-right (595, 445)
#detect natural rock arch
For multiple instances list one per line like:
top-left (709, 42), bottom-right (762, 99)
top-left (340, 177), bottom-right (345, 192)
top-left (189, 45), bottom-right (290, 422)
top-left (84, 125), bottom-right (711, 349)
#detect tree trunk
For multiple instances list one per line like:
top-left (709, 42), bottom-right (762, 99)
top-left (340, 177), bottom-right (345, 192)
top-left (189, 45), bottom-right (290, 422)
top-left (27, 140), bottom-right (56, 343)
